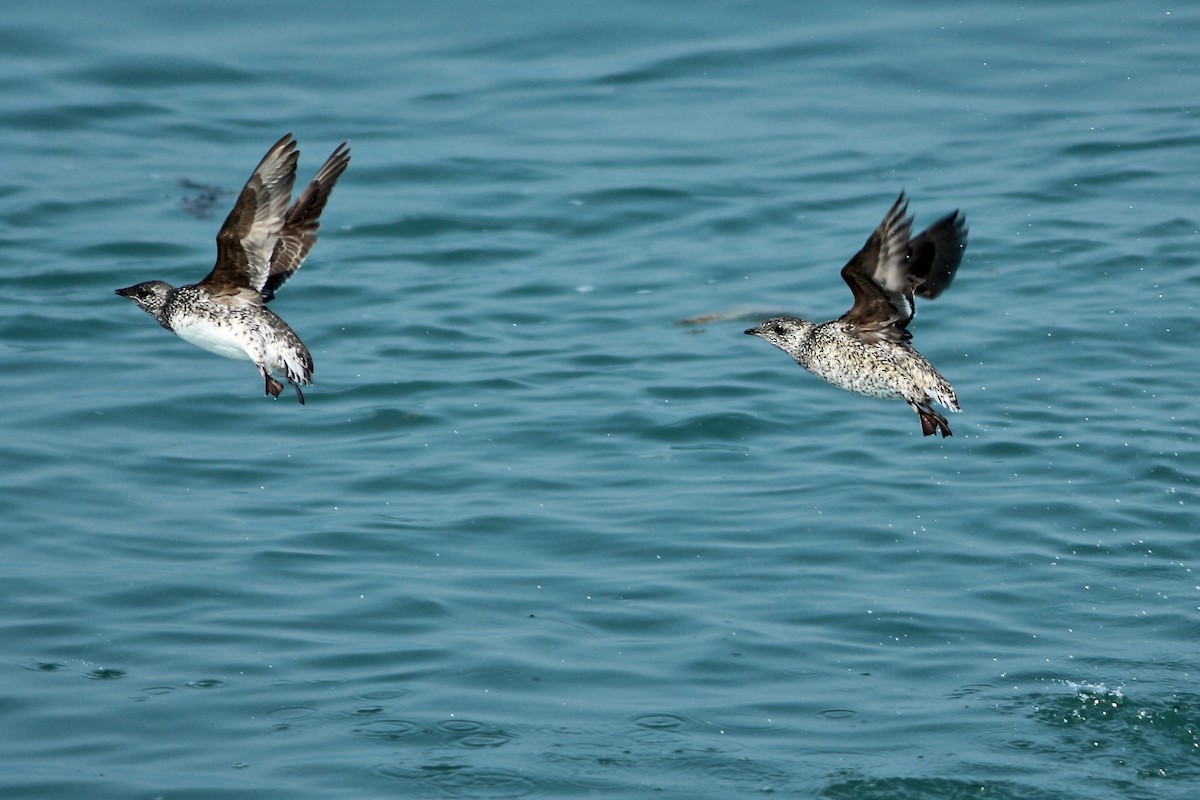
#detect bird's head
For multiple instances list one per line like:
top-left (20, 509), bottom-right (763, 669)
top-left (744, 316), bottom-right (815, 354)
top-left (115, 281), bottom-right (173, 316)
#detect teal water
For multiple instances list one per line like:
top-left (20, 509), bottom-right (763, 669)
top-left (3, 1), bottom-right (1199, 797)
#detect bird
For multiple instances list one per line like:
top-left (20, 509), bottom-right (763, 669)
top-left (744, 193), bottom-right (967, 437)
top-left (115, 133), bottom-right (350, 404)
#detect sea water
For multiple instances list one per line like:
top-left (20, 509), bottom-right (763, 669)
top-left (2, 1), bottom-right (1198, 797)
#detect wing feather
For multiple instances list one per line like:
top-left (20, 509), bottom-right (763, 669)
top-left (199, 134), bottom-right (299, 301)
top-left (838, 193), bottom-right (915, 343)
top-left (837, 193), bottom-right (967, 343)
top-left (262, 141), bottom-right (351, 302)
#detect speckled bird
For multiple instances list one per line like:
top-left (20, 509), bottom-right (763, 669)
top-left (116, 134), bottom-right (350, 404)
top-left (745, 193), bottom-right (967, 437)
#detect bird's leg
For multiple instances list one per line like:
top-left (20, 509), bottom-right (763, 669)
top-left (260, 367), bottom-right (284, 399)
top-left (931, 410), bottom-right (952, 437)
top-left (909, 402), bottom-right (952, 437)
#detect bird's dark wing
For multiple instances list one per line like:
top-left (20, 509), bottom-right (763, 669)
top-left (261, 141), bottom-right (351, 302)
top-left (907, 209), bottom-right (967, 299)
top-left (838, 193), bottom-right (916, 343)
top-left (198, 134), bottom-right (299, 304)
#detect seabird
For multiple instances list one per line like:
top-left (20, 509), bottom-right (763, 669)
top-left (116, 134), bottom-right (350, 404)
top-left (745, 193), bottom-right (967, 436)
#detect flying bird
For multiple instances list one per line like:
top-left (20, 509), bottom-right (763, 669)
top-left (116, 134), bottom-right (349, 404)
top-left (745, 193), bottom-right (967, 436)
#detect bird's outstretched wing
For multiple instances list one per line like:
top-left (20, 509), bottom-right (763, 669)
top-left (838, 193), bottom-right (967, 343)
top-left (261, 141), bottom-right (351, 302)
top-left (838, 193), bottom-right (916, 343)
top-left (907, 208), bottom-right (967, 300)
top-left (199, 134), bottom-right (300, 304)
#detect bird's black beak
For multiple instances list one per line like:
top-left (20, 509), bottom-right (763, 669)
top-left (115, 286), bottom-right (133, 297)
top-left (743, 328), bottom-right (758, 336)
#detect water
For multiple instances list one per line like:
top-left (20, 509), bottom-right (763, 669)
top-left (2, 1), bottom-right (1198, 797)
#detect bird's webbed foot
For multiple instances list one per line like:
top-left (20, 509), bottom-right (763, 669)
top-left (261, 368), bottom-right (284, 399)
top-left (910, 402), bottom-right (952, 437)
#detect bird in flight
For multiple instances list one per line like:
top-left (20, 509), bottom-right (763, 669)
top-left (116, 134), bottom-right (350, 404)
top-left (745, 193), bottom-right (967, 436)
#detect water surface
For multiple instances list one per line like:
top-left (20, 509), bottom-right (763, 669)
top-left (2, 2), bottom-right (1198, 798)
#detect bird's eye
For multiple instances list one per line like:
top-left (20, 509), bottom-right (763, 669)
top-left (772, 324), bottom-right (787, 336)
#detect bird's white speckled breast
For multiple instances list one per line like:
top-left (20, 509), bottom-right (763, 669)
top-left (171, 314), bottom-right (259, 363)
top-left (799, 323), bottom-right (918, 400)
